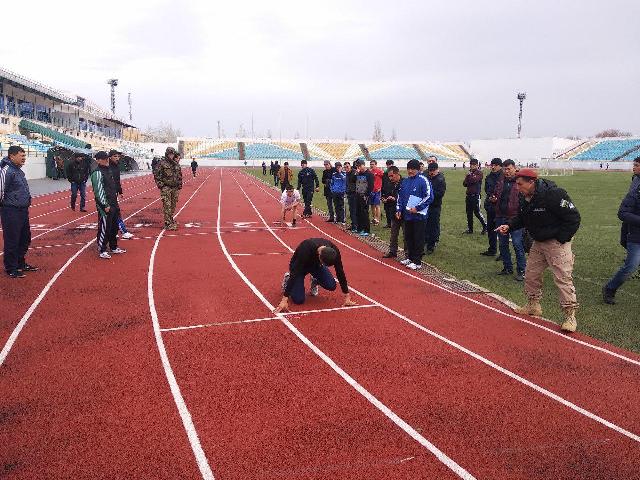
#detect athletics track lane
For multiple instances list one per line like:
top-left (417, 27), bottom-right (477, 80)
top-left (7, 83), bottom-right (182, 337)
top-left (0, 172), bottom-right (206, 479)
top-left (152, 171), bottom-right (461, 479)
top-left (233, 171), bottom-right (640, 478)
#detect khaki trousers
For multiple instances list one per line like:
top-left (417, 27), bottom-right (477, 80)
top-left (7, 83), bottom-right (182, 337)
top-left (524, 239), bottom-right (579, 309)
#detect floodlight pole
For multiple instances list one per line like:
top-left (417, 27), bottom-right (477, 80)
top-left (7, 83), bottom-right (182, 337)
top-left (517, 92), bottom-right (527, 138)
top-left (107, 79), bottom-right (119, 114)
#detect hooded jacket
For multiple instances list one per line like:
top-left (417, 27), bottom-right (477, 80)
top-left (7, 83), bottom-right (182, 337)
top-left (428, 172), bottom-right (446, 209)
top-left (618, 174), bottom-right (640, 246)
top-left (509, 178), bottom-right (581, 243)
top-left (0, 157), bottom-right (31, 208)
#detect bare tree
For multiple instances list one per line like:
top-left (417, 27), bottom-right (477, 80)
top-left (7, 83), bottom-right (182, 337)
top-left (390, 128), bottom-right (397, 142)
top-left (594, 129), bottom-right (632, 138)
top-left (144, 122), bottom-right (182, 142)
top-left (236, 123), bottom-right (247, 138)
top-left (266, 129), bottom-right (273, 139)
top-left (372, 120), bottom-right (385, 142)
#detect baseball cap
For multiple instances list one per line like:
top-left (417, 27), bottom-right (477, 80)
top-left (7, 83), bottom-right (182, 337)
top-left (516, 168), bottom-right (538, 180)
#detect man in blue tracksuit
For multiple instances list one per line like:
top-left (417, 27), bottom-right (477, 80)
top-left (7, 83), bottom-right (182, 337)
top-left (297, 159), bottom-right (319, 218)
top-left (396, 159), bottom-right (433, 270)
top-left (0, 146), bottom-right (37, 278)
top-left (329, 162), bottom-right (347, 224)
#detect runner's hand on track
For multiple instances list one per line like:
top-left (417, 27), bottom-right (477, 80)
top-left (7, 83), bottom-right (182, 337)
top-left (342, 293), bottom-right (357, 307)
top-left (274, 297), bottom-right (290, 314)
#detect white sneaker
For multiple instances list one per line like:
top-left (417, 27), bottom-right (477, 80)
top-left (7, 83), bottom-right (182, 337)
top-left (407, 262), bottom-right (421, 270)
top-left (111, 247), bottom-right (127, 254)
top-left (121, 232), bottom-right (134, 239)
top-left (99, 252), bottom-right (112, 259)
top-left (400, 259), bottom-right (412, 266)
top-left (310, 277), bottom-right (319, 297)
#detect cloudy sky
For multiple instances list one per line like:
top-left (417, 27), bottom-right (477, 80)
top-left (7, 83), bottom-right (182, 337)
top-left (2, 0), bottom-right (639, 141)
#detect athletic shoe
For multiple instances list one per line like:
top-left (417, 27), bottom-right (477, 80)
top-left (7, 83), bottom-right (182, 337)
top-left (515, 271), bottom-right (525, 282)
top-left (121, 232), bottom-right (134, 239)
top-left (498, 268), bottom-right (513, 275)
top-left (80, 209), bottom-right (87, 212)
top-left (358, 231), bottom-right (369, 237)
top-left (7, 270), bottom-right (25, 278)
top-left (310, 277), bottom-right (319, 296)
top-left (326, 218), bottom-right (335, 223)
top-left (400, 259), bottom-right (412, 265)
top-left (425, 248), bottom-right (434, 255)
top-left (495, 255), bottom-right (502, 261)
top-left (382, 252), bottom-right (397, 258)
top-left (602, 286), bottom-right (616, 305)
top-left (481, 227), bottom-right (487, 234)
top-left (111, 247), bottom-right (127, 254)
top-left (480, 250), bottom-right (496, 256)
top-left (407, 262), bottom-right (421, 270)
top-left (70, 205), bottom-right (75, 211)
top-left (99, 252), bottom-right (112, 259)
top-left (281, 272), bottom-right (290, 295)
top-left (350, 228), bottom-right (358, 233)
top-left (20, 264), bottom-right (39, 272)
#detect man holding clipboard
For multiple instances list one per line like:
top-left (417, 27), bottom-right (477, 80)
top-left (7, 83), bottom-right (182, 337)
top-left (396, 159), bottom-right (434, 270)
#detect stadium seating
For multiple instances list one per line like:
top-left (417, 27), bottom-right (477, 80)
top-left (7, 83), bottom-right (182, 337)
top-left (306, 143), bottom-right (363, 161)
top-left (368, 144), bottom-right (420, 160)
top-left (19, 119), bottom-right (90, 149)
top-left (573, 139), bottom-right (640, 161)
top-left (243, 142), bottom-right (304, 160)
top-left (202, 142), bottom-right (240, 159)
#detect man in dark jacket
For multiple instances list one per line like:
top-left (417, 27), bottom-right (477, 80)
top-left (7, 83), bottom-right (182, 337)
top-left (66, 153), bottom-right (90, 212)
top-left (493, 159), bottom-right (526, 280)
top-left (462, 158), bottom-right (487, 234)
top-left (109, 150), bottom-right (134, 239)
top-left (297, 159), bottom-right (319, 218)
top-left (482, 158), bottom-right (503, 256)
top-left (321, 160), bottom-right (336, 222)
top-left (191, 158), bottom-right (198, 177)
top-left (344, 162), bottom-right (358, 230)
top-left (90, 151), bottom-right (126, 259)
top-left (496, 169), bottom-right (581, 332)
top-left (603, 157), bottom-right (640, 304)
top-left (425, 162), bottom-right (446, 254)
top-left (381, 160), bottom-right (395, 228)
top-left (0, 146), bottom-right (37, 277)
top-left (382, 166), bottom-right (404, 258)
top-left (274, 238), bottom-right (356, 313)
top-left (354, 159), bottom-right (374, 236)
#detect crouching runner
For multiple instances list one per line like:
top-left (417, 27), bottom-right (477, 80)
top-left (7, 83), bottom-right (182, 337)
top-left (274, 238), bottom-right (356, 313)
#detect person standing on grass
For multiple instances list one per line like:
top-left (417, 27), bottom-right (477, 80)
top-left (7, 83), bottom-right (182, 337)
top-left (275, 238), bottom-right (356, 313)
top-left (280, 184), bottom-right (301, 227)
top-left (463, 158), bottom-right (487, 235)
top-left (381, 160), bottom-right (396, 228)
top-left (191, 158), bottom-right (198, 177)
top-left (262, 161), bottom-right (267, 176)
top-left (496, 168), bottom-right (581, 332)
top-left (494, 159), bottom-right (526, 281)
top-left (425, 162), bottom-right (446, 254)
top-left (369, 160), bottom-right (384, 225)
top-left (278, 161), bottom-right (293, 192)
top-left (155, 146), bottom-right (183, 231)
top-left (297, 159), bottom-right (319, 218)
top-left (321, 160), bottom-right (336, 222)
top-left (396, 159), bottom-right (433, 270)
top-left (90, 151), bottom-right (126, 259)
top-left (329, 162), bottom-right (347, 225)
top-left (108, 150), bottom-right (134, 240)
top-left (354, 159), bottom-right (374, 236)
top-left (273, 161), bottom-right (280, 186)
top-left (344, 162), bottom-right (358, 230)
top-left (0, 146), bottom-right (38, 278)
top-left (602, 157), bottom-right (640, 305)
top-left (66, 152), bottom-right (90, 212)
top-left (382, 166), bottom-right (404, 259)
top-left (482, 158), bottom-right (503, 257)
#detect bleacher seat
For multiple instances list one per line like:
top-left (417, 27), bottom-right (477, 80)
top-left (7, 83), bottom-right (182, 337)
top-left (243, 143), bottom-right (304, 160)
top-left (368, 144), bottom-right (419, 160)
top-left (573, 139), bottom-right (640, 161)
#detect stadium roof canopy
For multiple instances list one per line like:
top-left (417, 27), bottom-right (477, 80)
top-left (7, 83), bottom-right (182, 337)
top-left (0, 66), bottom-right (76, 104)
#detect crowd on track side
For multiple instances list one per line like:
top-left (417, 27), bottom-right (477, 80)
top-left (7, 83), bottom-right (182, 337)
top-left (265, 155), bottom-right (640, 333)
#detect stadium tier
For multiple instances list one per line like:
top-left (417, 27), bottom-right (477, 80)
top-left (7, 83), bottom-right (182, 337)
top-left (572, 138), bottom-right (640, 161)
top-left (243, 142), bottom-right (304, 161)
top-left (306, 143), bottom-right (363, 161)
top-left (368, 144), bottom-right (420, 160)
top-left (19, 119), bottom-right (90, 149)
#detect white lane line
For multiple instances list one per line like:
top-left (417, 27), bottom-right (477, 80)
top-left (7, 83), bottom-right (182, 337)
top-left (237, 174), bottom-right (640, 445)
top-left (222, 173), bottom-right (475, 480)
top-left (148, 174), bottom-right (215, 480)
top-left (160, 304), bottom-right (380, 333)
top-left (244, 173), bottom-right (640, 368)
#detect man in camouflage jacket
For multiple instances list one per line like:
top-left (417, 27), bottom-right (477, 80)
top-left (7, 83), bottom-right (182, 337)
top-left (155, 147), bottom-right (183, 230)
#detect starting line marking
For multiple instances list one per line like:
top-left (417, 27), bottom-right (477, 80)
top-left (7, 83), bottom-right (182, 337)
top-left (161, 304), bottom-right (380, 332)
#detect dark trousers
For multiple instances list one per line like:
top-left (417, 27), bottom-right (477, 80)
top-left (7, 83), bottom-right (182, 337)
top-left (486, 207), bottom-right (497, 253)
top-left (262, 166), bottom-right (267, 175)
top-left (55, 167), bottom-right (65, 180)
top-left (388, 216), bottom-right (406, 255)
top-left (332, 193), bottom-right (345, 223)
top-left (192, 168), bottom-right (197, 177)
top-left (97, 207), bottom-right (119, 253)
top-left (347, 193), bottom-right (358, 229)
top-left (290, 265), bottom-right (337, 305)
top-left (465, 194), bottom-right (486, 232)
top-left (301, 188), bottom-right (314, 216)
top-left (404, 219), bottom-right (427, 265)
top-left (70, 181), bottom-right (87, 209)
top-left (425, 206), bottom-right (441, 250)
top-left (1, 206), bottom-right (31, 273)
top-left (273, 174), bottom-right (279, 186)
top-left (383, 200), bottom-right (395, 227)
top-left (356, 194), bottom-right (370, 233)
top-left (325, 193), bottom-right (335, 221)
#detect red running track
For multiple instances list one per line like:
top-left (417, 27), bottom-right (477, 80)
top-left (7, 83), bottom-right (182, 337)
top-left (1, 167), bottom-right (639, 479)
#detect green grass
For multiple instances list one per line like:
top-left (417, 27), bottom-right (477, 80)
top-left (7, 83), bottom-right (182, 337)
top-left (247, 167), bottom-right (640, 353)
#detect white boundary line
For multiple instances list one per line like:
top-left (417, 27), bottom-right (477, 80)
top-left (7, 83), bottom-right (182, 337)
top-left (244, 173), bottom-right (640, 368)
top-left (147, 173), bottom-right (215, 480)
top-left (221, 172), bottom-right (475, 479)
top-left (160, 304), bottom-right (380, 333)
top-left (234, 174), bottom-right (640, 445)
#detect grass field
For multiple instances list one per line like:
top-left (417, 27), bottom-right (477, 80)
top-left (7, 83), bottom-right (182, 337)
top-left (247, 167), bottom-right (639, 353)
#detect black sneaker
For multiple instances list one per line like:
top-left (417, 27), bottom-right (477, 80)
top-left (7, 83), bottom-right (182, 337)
top-left (326, 218), bottom-right (335, 223)
top-left (481, 228), bottom-right (487, 234)
top-left (495, 255), bottom-right (502, 261)
top-left (71, 205), bottom-right (75, 211)
top-left (80, 209), bottom-right (87, 212)
top-left (7, 270), bottom-right (25, 278)
top-left (382, 252), bottom-right (397, 258)
top-left (498, 268), bottom-right (513, 275)
top-left (602, 286), bottom-right (616, 305)
top-left (515, 271), bottom-right (525, 282)
top-left (21, 264), bottom-right (39, 272)
top-left (480, 250), bottom-right (497, 256)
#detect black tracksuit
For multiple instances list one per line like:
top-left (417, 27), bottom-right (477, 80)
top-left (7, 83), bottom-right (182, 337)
top-left (355, 170), bottom-right (374, 233)
top-left (425, 172), bottom-right (446, 250)
top-left (322, 167), bottom-right (336, 220)
top-left (463, 169), bottom-right (487, 232)
top-left (346, 170), bottom-right (358, 229)
top-left (381, 170), bottom-right (396, 227)
top-left (95, 165), bottom-right (120, 253)
top-left (297, 167), bottom-right (320, 217)
top-left (484, 170), bottom-right (502, 253)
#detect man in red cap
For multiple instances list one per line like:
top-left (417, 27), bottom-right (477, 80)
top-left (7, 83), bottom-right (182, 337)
top-left (496, 168), bottom-right (581, 332)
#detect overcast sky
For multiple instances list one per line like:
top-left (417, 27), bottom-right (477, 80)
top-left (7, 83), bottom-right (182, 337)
top-left (2, 0), bottom-right (639, 141)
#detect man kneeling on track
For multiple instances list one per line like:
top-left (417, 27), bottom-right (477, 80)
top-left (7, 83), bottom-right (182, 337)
top-left (280, 184), bottom-right (301, 227)
top-left (274, 238), bottom-right (356, 313)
